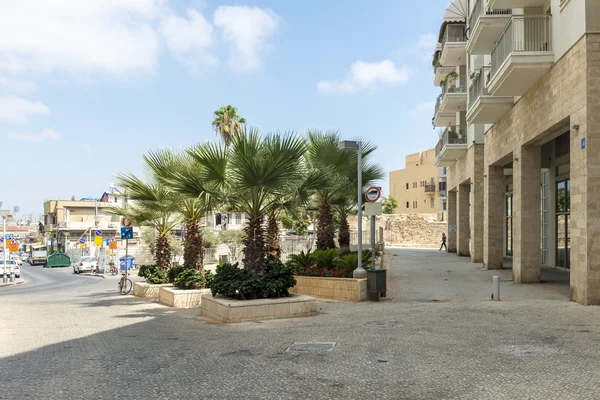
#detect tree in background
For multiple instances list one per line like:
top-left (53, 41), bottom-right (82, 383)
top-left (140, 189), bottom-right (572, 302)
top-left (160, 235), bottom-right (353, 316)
top-left (212, 105), bottom-right (246, 146)
top-left (382, 195), bottom-right (399, 214)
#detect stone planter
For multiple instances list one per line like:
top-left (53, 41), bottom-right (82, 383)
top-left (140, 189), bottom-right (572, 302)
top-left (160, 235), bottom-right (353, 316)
top-left (290, 276), bottom-right (367, 301)
top-left (133, 282), bottom-right (171, 299)
top-left (158, 286), bottom-right (211, 308)
top-left (201, 294), bottom-right (316, 323)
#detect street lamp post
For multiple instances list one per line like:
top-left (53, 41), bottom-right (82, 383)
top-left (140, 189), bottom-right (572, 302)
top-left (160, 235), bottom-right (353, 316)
top-left (339, 140), bottom-right (366, 278)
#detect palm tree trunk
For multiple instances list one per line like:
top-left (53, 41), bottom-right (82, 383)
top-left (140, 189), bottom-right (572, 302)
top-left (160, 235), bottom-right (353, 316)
top-left (183, 219), bottom-right (204, 271)
top-left (243, 215), bottom-right (266, 276)
top-left (316, 199), bottom-right (335, 250)
top-left (155, 234), bottom-right (172, 270)
top-left (266, 213), bottom-right (281, 259)
top-left (338, 214), bottom-right (350, 253)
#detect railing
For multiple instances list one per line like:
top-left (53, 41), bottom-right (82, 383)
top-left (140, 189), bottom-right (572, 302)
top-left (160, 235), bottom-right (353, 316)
top-left (425, 184), bottom-right (436, 193)
top-left (434, 95), bottom-right (442, 118)
top-left (442, 24), bottom-right (466, 52)
top-left (468, 66), bottom-right (491, 110)
top-left (435, 125), bottom-right (468, 158)
top-left (469, 0), bottom-right (511, 31)
top-left (442, 74), bottom-right (466, 98)
top-left (439, 167), bottom-right (447, 177)
top-left (439, 189), bottom-right (447, 197)
top-left (490, 15), bottom-right (552, 79)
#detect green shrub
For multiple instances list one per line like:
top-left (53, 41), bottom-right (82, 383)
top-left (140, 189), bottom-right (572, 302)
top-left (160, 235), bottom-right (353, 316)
top-left (312, 248), bottom-right (340, 270)
top-left (145, 268), bottom-right (167, 284)
top-left (286, 250), bottom-right (314, 273)
top-left (204, 270), bottom-right (215, 289)
top-left (173, 269), bottom-right (205, 290)
top-left (167, 265), bottom-right (185, 283)
top-left (262, 258), bottom-right (296, 298)
top-left (210, 261), bottom-right (296, 300)
top-left (138, 265), bottom-right (157, 279)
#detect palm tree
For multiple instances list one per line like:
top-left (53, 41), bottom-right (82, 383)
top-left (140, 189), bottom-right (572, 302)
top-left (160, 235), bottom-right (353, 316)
top-left (212, 105), bottom-right (246, 146)
top-left (108, 174), bottom-right (180, 270)
top-left (306, 130), bottom-right (383, 251)
top-left (167, 127), bottom-right (307, 276)
top-left (143, 148), bottom-right (214, 270)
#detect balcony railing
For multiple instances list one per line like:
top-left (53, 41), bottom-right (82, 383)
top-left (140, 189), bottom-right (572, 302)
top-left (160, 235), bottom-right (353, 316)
top-left (434, 94), bottom-right (442, 118)
top-left (442, 24), bottom-right (467, 52)
top-left (468, 0), bottom-right (511, 31)
top-left (468, 66), bottom-right (491, 109)
top-left (442, 74), bottom-right (467, 98)
top-left (490, 15), bottom-right (552, 78)
top-left (439, 189), bottom-right (447, 197)
top-left (439, 167), bottom-right (447, 177)
top-left (425, 184), bottom-right (436, 193)
top-left (435, 125), bottom-right (468, 158)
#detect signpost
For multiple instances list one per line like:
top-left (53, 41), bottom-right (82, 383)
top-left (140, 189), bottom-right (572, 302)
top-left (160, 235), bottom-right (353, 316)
top-left (5, 234), bottom-right (14, 241)
top-left (365, 186), bottom-right (382, 270)
top-left (8, 239), bottom-right (18, 253)
top-left (120, 218), bottom-right (133, 281)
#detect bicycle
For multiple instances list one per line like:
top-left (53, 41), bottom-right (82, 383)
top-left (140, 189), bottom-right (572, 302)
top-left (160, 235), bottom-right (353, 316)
top-left (109, 265), bottom-right (119, 276)
top-left (118, 274), bottom-right (132, 295)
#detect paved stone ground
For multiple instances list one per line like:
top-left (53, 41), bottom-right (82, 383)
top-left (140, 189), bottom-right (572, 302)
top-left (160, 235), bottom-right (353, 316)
top-left (1, 250), bottom-right (600, 399)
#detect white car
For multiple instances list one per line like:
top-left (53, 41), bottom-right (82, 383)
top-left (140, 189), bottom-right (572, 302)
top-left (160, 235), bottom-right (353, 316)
top-left (73, 256), bottom-right (99, 274)
top-left (21, 254), bottom-right (28, 262)
top-left (0, 259), bottom-right (20, 278)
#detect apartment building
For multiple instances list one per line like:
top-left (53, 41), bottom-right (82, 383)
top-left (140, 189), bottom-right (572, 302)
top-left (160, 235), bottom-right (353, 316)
top-left (432, 0), bottom-right (600, 304)
top-left (389, 149), bottom-right (443, 214)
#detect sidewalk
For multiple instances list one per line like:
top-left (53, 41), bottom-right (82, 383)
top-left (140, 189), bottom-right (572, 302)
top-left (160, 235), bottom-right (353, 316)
top-left (0, 278), bottom-right (25, 287)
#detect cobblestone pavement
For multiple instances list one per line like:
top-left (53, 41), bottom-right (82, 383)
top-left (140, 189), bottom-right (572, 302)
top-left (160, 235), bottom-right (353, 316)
top-left (1, 249), bottom-right (600, 399)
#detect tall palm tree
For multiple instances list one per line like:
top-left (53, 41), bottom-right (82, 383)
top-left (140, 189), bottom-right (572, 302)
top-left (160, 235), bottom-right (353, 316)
top-left (306, 130), bottom-right (384, 250)
top-left (108, 174), bottom-right (180, 270)
top-left (212, 105), bottom-right (246, 146)
top-left (166, 127), bottom-right (307, 276)
top-left (143, 148), bottom-right (214, 270)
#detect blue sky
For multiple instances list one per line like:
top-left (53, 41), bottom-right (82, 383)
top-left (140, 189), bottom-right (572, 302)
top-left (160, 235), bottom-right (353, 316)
top-left (0, 0), bottom-right (449, 214)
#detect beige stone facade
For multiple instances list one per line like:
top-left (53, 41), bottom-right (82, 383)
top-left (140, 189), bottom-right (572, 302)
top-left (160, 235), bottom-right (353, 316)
top-left (290, 276), bottom-right (367, 301)
top-left (389, 148), bottom-right (440, 214)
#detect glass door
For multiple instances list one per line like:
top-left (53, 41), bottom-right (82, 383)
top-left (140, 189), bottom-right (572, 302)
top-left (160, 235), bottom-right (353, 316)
top-left (505, 194), bottom-right (513, 257)
top-left (541, 170), bottom-right (549, 264)
top-left (556, 179), bottom-right (570, 269)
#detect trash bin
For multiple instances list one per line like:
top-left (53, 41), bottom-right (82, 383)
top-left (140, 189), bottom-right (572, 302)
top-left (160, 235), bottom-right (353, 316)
top-left (119, 257), bottom-right (134, 271)
top-left (367, 269), bottom-right (387, 301)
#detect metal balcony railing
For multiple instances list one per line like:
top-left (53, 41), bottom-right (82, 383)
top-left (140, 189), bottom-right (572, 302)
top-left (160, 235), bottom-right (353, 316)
top-left (439, 189), bottom-right (447, 197)
top-left (468, 0), bottom-right (511, 31)
top-left (435, 125), bottom-right (468, 158)
top-left (442, 74), bottom-right (467, 98)
top-left (491, 15), bottom-right (552, 79)
top-left (425, 184), bottom-right (436, 193)
top-left (439, 167), bottom-right (447, 177)
top-left (434, 95), bottom-right (442, 118)
top-left (468, 66), bottom-right (491, 110)
top-left (442, 24), bottom-right (466, 52)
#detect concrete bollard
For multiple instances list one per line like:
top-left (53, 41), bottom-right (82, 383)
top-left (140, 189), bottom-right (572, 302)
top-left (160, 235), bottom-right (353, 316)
top-left (492, 276), bottom-right (500, 301)
top-left (2, 273), bottom-right (7, 284)
top-left (9, 272), bottom-right (15, 283)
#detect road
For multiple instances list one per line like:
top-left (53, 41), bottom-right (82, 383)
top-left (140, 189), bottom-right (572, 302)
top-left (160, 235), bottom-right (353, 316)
top-left (0, 250), bottom-right (599, 399)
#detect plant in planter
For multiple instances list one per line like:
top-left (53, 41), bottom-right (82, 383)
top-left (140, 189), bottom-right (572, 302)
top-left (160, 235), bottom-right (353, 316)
top-left (312, 248), bottom-right (340, 270)
top-left (167, 265), bottom-right (185, 283)
top-left (146, 268), bottom-right (167, 284)
top-left (173, 269), bottom-right (205, 290)
top-left (287, 249), bottom-right (314, 274)
top-left (138, 264), bottom-right (157, 279)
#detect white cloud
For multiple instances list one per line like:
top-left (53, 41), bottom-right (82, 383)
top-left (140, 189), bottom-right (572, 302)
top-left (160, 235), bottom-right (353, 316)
top-left (7, 128), bottom-right (61, 143)
top-left (213, 6), bottom-right (280, 71)
top-left (0, 0), bottom-right (162, 75)
top-left (0, 96), bottom-right (50, 123)
top-left (161, 9), bottom-right (217, 67)
top-left (317, 60), bottom-right (411, 94)
top-left (0, 76), bottom-right (37, 92)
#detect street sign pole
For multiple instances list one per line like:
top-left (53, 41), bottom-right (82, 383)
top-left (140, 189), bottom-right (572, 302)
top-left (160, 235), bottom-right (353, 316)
top-left (2, 216), bottom-right (7, 284)
top-left (125, 238), bottom-right (128, 282)
top-left (371, 215), bottom-right (376, 270)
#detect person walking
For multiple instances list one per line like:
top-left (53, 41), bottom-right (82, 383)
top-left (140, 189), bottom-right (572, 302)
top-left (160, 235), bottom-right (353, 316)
top-left (439, 232), bottom-right (447, 251)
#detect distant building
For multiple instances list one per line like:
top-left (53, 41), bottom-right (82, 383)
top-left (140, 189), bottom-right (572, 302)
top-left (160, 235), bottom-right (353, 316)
top-left (388, 148), bottom-right (442, 214)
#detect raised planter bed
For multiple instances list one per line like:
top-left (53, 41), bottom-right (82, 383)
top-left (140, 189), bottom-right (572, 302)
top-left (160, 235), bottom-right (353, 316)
top-left (158, 286), bottom-right (211, 308)
top-left (133, 282), bottom-right (171, 299)
top-left (290, 276), bottom-right (367, 301)
top-left (201, 294), bottom-right (316, 323)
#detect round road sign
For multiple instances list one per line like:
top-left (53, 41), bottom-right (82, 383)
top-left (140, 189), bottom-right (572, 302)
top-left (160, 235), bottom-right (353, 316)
top-left (365, 186), bottom-right (381, 202)
top-left (95, 230), bottom-right (102, 236)
top-left (121, 217), bottom-right (133, 227)
top-left (79, 238), bottom-right (86, 244)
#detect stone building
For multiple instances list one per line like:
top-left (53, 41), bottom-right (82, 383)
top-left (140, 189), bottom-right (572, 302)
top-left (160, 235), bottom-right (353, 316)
top-left (431, 0), bottom-right (600, 304)
top-left (389, 148), bottom-right (445, 213)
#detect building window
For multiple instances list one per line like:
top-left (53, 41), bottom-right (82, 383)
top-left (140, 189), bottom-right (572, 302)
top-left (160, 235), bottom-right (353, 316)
top-left (406, 183), bottom-right (409, 191)
top-left (114, 197), bottom-right (118, 203)
top-left (430, 198), bottom-right (434, 208)
top-left (406, 202), bottom-right (409, 209)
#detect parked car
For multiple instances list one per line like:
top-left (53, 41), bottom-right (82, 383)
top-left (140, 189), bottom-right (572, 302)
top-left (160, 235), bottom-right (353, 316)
top-left (73, 256), bottom-right (99, 274)
top-left (21, 254), bottom-right (28, 262)
top-left (0, 259), bottom-right (20, 278)
top-left (11, 255), bottom-right (22, 266)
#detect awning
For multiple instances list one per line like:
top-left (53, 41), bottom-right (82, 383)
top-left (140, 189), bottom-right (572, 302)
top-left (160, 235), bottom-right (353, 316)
top-left (437, 0), bottom-right (468, 41)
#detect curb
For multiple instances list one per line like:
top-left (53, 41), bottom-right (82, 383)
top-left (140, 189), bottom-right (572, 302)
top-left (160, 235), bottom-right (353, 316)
top-left (74, 273), bottom-right (106, 280)
top-left (0, 279), bottom-right (25, 287)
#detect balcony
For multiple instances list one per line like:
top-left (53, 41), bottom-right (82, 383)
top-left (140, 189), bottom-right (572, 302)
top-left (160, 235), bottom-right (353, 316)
top-left (424, 184), bottom-right (436, 194)
top-left (439, 74), bottom-right (467, 114)
top-left (488, 0), bottom-right (546, 8)
top-left (439, 167), bottom-right (447, 178)
top-left (434, 125), bottom-right (468, 167)
top-left (440, 23), bottom-right (467, 66)
top-left (466, 0), bottom-right (511, 55)
top-left (439, 189), bottom-right (448, 198)
top-left (467, 66), bottom-right (514, 124)
top-left (488, 15), bottom-right (554, 97)
top-left (433, 95), bottom-right (457, 127)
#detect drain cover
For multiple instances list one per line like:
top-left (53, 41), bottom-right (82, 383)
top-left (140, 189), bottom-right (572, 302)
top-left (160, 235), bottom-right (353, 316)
top-left (286, 342), bottom-right (336, 353)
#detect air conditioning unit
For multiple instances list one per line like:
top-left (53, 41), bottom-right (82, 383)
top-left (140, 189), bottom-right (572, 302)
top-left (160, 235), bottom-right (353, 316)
top-left (108, 223), bottom-right (116, 228)
top-left (58, 222), bottom-right (67, 228)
